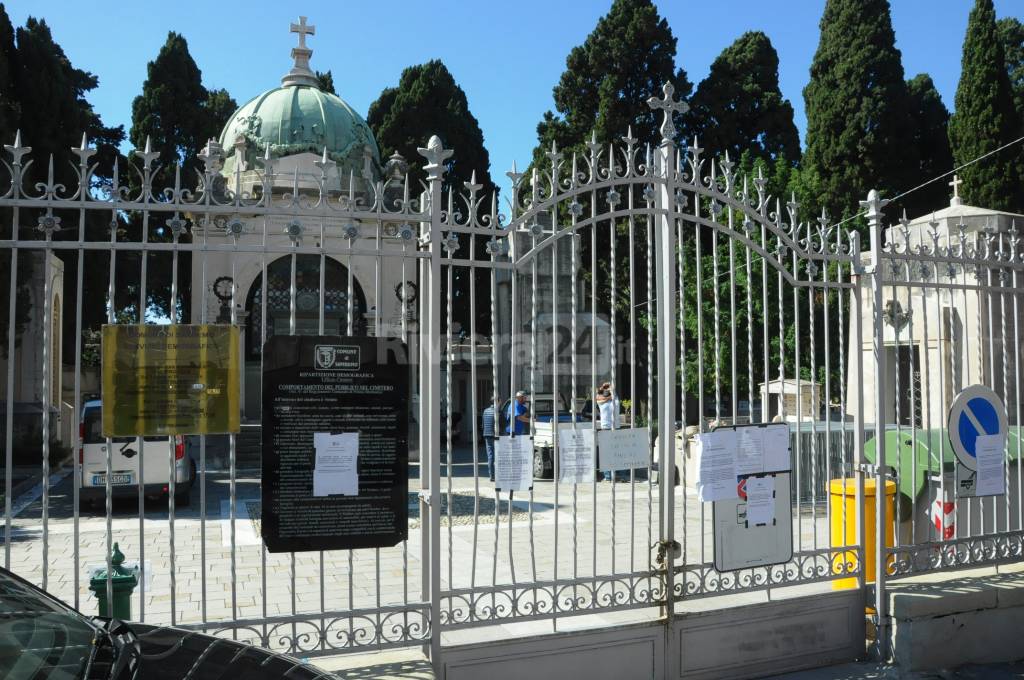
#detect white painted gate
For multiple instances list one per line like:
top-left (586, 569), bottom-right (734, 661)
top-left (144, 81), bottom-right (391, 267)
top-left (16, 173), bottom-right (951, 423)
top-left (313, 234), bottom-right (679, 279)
top-left (10, 81), bottom-right (985, 678)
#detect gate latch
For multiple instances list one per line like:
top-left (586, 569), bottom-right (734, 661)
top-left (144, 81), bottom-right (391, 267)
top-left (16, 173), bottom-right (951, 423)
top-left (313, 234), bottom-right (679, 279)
top-left (654, 540), bottom-right (681, 567)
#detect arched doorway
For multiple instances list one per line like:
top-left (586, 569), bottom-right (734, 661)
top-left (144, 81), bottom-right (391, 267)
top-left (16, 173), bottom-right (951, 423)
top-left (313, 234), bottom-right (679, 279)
top-left (245, 254), bottom-right (367, 361)
top-left (241, 255), bottom-right (367, 418)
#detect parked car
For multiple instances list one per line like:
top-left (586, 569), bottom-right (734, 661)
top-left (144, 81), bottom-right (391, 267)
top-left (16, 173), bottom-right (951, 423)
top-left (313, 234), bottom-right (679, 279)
top-left (78, 400), bottom-right (195, 510)
top-left (0, 565), bottom-right (339, 679)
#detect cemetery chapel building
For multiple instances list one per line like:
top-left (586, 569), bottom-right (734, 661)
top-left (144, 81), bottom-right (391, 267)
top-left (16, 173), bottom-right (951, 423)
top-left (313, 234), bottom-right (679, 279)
top-left (190, 19), bottom-right (421, 419)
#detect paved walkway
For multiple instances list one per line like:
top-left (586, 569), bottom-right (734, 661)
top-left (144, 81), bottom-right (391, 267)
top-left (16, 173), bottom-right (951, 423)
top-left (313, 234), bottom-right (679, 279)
top-left (1, 460), bottom-right (840, 657)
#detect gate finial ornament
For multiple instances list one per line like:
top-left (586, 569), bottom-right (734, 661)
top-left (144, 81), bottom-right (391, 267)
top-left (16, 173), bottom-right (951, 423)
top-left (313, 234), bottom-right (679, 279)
top-left (647, 82), bottom-right (689, 143)
top-left (418, 135), bottom-right (452, 182)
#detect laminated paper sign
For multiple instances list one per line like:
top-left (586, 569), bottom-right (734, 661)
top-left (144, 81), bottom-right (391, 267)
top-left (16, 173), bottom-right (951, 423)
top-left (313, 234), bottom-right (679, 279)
top-left (101, 324), bottom-right (240, 436)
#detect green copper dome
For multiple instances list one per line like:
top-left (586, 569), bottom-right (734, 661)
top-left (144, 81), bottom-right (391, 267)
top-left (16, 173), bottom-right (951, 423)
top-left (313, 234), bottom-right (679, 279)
top-left (218, 84), bottom-right (381, 180)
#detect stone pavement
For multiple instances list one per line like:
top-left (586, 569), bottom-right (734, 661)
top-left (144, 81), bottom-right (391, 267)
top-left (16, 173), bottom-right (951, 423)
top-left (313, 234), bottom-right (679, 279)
top-left (1, 458), bottom-right (838, 654)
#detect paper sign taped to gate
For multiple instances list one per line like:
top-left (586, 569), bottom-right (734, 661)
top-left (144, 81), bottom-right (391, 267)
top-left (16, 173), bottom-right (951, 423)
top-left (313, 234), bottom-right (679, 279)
top-left (102, 324), bottom-right (240, 436)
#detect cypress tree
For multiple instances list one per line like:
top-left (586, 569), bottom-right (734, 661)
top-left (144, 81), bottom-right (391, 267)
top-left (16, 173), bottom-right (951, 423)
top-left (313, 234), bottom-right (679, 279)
top-left (129, 32), bottom-right (236, 321)
top-left (948, 0), bottom-right (1022, 212)
top-left (130, 32), bottom-right (214, 188)
top-left (687, 31), bottom-right (800, 165)
top-left (997, 17), bottom-right (1024, 195)
top-left (999, 18), bottom-right (1024, 117)
top-left (368, 59), bottom-right (494, 196)
top-left (802, 0), bottom-right (918, 222)
top-left (534, 0), bottom-right (689, 163)
top-left (11, 16), bottom-right (124, 359)
top-left (367, 59), bottom-right (495, 336)
top-left (315, 70), bottom-right (336, 95)
top-left (902, 74), bottom-right (953, 218)
top-left (0, 4), bottom-right (18, 143)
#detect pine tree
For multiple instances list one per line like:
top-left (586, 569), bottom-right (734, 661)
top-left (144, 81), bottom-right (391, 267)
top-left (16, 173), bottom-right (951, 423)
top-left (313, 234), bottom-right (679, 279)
top-left (368, 59), bottom-right (494, 196)
top-left (686, 31), bottom-right (799, 164)
top-left (802, 0), bottom-right (918, 222)
top-left (901, 74), bottom-right (953, 218)
top-left (534, 0), bottom-right (689, 164)
top-left (949, 0), bottom-right (1022, 212)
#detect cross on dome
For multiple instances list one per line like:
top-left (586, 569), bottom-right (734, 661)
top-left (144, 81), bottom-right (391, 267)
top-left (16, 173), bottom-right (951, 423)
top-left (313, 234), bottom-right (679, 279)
top-left (291, 16), bottom-right (315, 49)
top-left (949, 174), bottom-right (963, 206)
top-left (281, 15), bottom-right (320, 88)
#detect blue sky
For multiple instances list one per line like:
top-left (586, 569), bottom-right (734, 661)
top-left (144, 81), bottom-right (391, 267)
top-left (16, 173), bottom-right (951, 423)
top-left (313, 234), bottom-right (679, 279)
top-left (7, 1), bottom-right (1021, 198)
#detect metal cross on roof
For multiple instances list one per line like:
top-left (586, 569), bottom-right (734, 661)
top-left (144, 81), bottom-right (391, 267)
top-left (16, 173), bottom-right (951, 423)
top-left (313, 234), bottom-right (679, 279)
top-left (291, 16), bottom-right (315, 49)
top-left (949, 174), bottom-right (963, 205)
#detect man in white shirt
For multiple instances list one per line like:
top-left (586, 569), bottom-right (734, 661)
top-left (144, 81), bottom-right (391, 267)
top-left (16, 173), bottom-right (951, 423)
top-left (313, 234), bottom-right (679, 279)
top-left (597, 383), bottom-right (625, 481)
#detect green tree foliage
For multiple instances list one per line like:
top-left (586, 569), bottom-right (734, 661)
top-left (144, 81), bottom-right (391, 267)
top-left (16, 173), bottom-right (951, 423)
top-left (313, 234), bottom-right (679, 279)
top-left (127, 32), bottom-right (236, 322)
top-left (367, 59), bottom-right (495, 336)
top-left (998, 18), bottom-right (1024, 123)
top-left (4, 15), bottom-right (124, 363)
top-left (204, 88), bottom-right (238, 142)
top-left (315, 70), bottom-right (336, 95)
top-left (0, 4), bottom-right (24, 357)
top-left (0, 4), bottom-right (17, 142)
top-left (368, 59), bottom-right (494, 195)
top-left (997, 17), bottom-right (1024, 194)
top-left (524, 0), bottom-right (690, 405)
top-left (802, 0), bottom-right (918, 223)
top-left (686, 31), bottom-right (800, 165)
top-left (901, 74), bottom-right (953, 218)
top-left (534, 0), bottom-right (689, 163)
top-left (949, 0), bottom-right (1022, 212)
top-left (130, 32), bottom-right (227, 187)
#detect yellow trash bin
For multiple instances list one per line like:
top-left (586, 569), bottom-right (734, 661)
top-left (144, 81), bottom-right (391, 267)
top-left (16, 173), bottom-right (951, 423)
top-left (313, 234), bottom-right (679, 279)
top-left (829, 478), bottom-right (896, 590)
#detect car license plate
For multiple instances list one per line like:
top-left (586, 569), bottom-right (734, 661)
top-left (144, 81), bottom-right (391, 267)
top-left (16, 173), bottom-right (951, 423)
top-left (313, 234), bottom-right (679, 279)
top-left (92, 473), bottom-right (133, 486)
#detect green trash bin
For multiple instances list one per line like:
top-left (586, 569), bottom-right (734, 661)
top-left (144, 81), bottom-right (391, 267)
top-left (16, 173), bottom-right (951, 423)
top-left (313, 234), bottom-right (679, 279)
top-left (88, 542), bottom-right (138, 620)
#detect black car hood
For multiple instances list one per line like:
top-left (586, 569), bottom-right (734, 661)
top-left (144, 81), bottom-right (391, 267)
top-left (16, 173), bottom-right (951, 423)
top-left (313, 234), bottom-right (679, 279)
top-left (130, 623), bottom-right (338, 680)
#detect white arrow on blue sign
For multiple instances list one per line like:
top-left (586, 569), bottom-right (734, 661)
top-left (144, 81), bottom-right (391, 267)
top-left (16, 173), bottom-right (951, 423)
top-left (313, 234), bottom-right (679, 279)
top-left (946, 385), bottom-right (1007, 471)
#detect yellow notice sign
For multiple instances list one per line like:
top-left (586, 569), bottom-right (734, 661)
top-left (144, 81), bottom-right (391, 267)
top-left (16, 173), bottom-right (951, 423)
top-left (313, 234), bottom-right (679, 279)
top-left (102, 324), bottom-right (240, 436)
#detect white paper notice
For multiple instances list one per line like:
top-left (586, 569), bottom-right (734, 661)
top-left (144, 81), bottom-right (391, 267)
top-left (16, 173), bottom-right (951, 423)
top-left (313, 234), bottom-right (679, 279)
top-left (558, 428), bottom-right (596, 484)
top-left (735, 427), bottom-right (765, 476)
top-left (762, 424), bottom-right (791, 473)
top-left (312, 432), bottom-right (359, 497)
top-left (696, 430), bottom-right (738, 502)
top-left (745, 475), bottom-right (775, 526)
top-left (596, 428), bottom-right (650, 470)
top-left (975, 433), bottom-right (1006, 496)
top-left (496, 436), bottom-right (533, 491)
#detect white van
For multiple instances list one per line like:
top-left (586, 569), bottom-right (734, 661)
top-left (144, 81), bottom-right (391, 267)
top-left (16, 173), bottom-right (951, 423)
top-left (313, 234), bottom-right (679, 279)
top-left (78, 400), bottom-right (195, 509)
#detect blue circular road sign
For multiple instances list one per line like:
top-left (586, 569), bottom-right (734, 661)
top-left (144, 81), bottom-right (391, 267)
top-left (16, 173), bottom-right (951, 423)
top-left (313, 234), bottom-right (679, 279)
top-left (946, 385), bottom-right (1007, 471)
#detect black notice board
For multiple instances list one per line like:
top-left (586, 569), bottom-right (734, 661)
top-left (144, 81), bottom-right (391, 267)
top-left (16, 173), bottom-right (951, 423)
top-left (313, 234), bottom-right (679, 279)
top-left (261, 335), bottom-right (410, 552)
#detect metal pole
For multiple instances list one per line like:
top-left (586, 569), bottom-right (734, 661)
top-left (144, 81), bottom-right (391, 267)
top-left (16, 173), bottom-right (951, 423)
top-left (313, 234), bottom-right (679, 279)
top-left (648, 84), bottom-right (682, 667)
top-left (418, 136), bottom-right (449, 675)
top-left (863, 189), bottom-right (889, 660)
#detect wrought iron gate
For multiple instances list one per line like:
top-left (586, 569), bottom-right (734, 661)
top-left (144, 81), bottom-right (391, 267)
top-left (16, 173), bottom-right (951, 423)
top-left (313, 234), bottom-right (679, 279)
top-left (6, 81), bottom-right (966, 675)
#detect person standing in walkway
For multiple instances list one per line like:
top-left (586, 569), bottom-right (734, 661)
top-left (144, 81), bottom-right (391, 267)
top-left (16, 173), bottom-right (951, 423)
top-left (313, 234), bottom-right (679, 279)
top-left (598, 383), bottom-right (625, 482)
top-left (481, 399), bottom-right (497, 481)
top-left (506, 390), bottom-right (530, 436)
